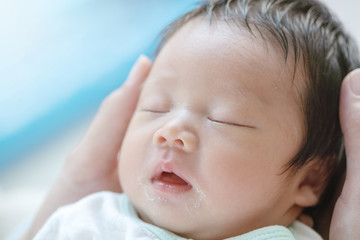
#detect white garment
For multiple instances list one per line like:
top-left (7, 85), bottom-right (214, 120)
top-left (34, 191), bottom-right (323, 240)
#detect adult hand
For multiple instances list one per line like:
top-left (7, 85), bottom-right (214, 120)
top-left (330, 69), bottom-right (360, 240)
top-left (22, 55), bottom-right (152, 239)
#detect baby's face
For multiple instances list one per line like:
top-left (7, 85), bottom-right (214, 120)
top-left (119, 19), bottom-right (307, 239)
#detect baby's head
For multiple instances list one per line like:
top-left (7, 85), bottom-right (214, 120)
top-left (119, 0), bottom-right (359, 239)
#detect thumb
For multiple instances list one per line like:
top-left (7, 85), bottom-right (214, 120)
top-left (339, 69), bottom-right (360, 184)
top-left (330, 69), bottom-right (360, 240)
top-left (78, 55), bottom-right (152, 159)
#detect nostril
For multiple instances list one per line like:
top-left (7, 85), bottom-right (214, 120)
top-left (174, 139), bottom-right (184, 146)
top-left (153, 128), bottom-right (196, 152)
top-left (158, 136), bottom-right (167, 144)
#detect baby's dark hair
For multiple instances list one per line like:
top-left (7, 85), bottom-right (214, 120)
top-left (154, 0), bottom-right (359, 236)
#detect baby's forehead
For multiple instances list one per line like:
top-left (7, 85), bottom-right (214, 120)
top-left (160, 18), bottom-right (306, 97)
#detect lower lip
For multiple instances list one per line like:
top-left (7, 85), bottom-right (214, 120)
top-left (151, 179), bottom-right (192, 194)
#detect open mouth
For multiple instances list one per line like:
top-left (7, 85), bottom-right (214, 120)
top-left (151, 169), bottom-right (192, 194)
top-left (156, 172), bottom-right (189, 185)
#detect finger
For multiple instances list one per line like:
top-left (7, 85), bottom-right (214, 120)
top-left (339, 69), bottom-right (360, 184)
top-left (97, 55), bottom-right (152, 133)
top-left (122, 55), bottom-right (153, 88)
top-left (79, 55), bottom-right (152, 157)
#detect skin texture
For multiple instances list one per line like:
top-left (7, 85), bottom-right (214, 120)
top-left (119, 19), bottom-right (322, 240)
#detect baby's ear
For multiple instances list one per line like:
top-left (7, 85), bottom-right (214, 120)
top-left (294, 159), bottom-right (331, 208)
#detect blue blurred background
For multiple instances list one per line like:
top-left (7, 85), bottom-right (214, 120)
top-left (0, 0), bottom-right (198, 170)
top-left (0, 0), bottom-right (359, 239)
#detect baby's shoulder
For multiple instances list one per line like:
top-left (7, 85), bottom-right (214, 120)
top-left (34, 192), bottom-right (160, 239)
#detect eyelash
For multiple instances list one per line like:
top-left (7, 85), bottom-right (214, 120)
top-left (208, 117), bottom-right (254, 128)
top-left (141, 108), bottom-right (169, 114)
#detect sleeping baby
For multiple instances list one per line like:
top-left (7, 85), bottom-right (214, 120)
top-left (34, 0), bottom-right (359, 239)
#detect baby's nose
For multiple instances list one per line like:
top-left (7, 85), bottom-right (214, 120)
top-left (152, 121), bottom-right (198, 153)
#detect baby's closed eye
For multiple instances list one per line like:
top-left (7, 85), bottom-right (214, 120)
top-left (140, 108), bottom-right (169, 114)
top-left (207, 116), bottom-right (256, 129)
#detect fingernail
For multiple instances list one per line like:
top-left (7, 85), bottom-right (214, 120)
top-left (349, 69), bottom-right (360, 96)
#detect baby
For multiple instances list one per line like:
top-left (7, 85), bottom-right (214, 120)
top-left (34, 0), bottom-right (360, 239)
